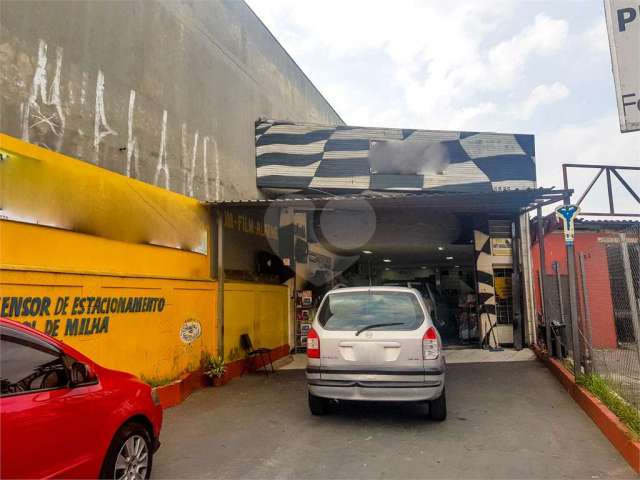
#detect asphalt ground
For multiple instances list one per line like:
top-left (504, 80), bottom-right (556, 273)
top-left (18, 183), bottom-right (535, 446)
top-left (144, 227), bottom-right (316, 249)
top-left (153, 360), bottom-right (635, 479)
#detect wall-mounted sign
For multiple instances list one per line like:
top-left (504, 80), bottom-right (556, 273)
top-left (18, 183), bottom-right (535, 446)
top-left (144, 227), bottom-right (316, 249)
top-left (491, 238), bottom-right (512, 256)
top-left (605, 1), bottom-right (640, 132)
top-left (494, 275), bottom-right (513, 300)
top-left (223, 210), bottom-right (278, 240)
top-left (179, 320), bottom-right (202, 344)
top-left (0, 295), bottom-right (166, 338)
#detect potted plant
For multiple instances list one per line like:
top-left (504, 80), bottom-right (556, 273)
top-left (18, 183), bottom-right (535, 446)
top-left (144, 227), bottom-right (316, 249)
top-left (203, 354), bottom-right (227, 386)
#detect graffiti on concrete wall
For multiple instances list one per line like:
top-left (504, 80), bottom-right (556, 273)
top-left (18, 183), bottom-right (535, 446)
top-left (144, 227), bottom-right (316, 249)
top-left (9, 38), bottom-right (220, 201)
top-left (21, 40), bottom-right (65, 152)
top-left (93, 69), bottom-right (117, 165)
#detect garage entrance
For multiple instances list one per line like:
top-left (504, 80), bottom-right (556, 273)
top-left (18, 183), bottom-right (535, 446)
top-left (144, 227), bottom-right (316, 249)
top-left (212, 188), bottom-right (568, 355)
top-left (210, 119), bottom-right (570, 358)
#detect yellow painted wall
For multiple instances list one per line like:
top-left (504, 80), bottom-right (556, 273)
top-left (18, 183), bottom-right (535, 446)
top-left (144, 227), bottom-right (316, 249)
top-left (0, 134), bottom-right (209, 254)
top-left (1, 220), bottom-right (211, 279)
top-left (0, 134), bottom-right (217, 383)
top-left (223, 282), bottom-right (289, 361)
top-left (0, 133), bottom-right (290, 383)
top-left (0, 269), bottom-right (216, 383)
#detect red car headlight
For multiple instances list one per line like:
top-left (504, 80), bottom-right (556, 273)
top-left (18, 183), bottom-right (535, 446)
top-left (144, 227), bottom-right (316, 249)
top-left (151, 389), bottom-right (161, 407)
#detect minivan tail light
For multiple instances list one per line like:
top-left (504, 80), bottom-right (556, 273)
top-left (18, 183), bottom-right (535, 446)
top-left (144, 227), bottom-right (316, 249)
top-left (307, 328), bottom-right (320, 359)
top-left (423, 326), bottom-right (439, 360)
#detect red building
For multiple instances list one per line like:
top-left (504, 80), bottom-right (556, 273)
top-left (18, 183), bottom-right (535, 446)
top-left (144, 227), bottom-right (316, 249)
top-left (531, 217), bottom-right (639, 349)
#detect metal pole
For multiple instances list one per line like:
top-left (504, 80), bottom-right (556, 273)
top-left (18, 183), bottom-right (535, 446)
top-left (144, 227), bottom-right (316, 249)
top-left (512, 220), bottom-right (523, 350)
top-left (619, 232), bottom-right (640, 367)
top-left (566, 243), bottom-right (582, 375)
top-left (537, 207), bottom-right (552, 353)
top-left (606, 168), bottom-right (615, 215)
top-left (578, 253), bottom-right (593, 373)
top-left (553, 261), bottom-right (566, 357)
top-left (538, 270), bottom-right (546, 343)
top-left (216, 209), bottom-right (225, 358)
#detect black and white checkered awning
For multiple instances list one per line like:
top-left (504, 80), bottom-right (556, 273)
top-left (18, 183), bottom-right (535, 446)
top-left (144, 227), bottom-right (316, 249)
top-left (255, 119), bottom-right (536, 194)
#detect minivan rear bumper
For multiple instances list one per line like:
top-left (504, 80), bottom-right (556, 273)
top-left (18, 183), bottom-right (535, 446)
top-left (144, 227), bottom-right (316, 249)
top-left (307, 370), bottom-right (444, 402)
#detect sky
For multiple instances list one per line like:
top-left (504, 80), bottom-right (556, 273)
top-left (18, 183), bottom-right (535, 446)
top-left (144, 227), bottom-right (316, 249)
top-left (247, 0), bottom-right (639, 216)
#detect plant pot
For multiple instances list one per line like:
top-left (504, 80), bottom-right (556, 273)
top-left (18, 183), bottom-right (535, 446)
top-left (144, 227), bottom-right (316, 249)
top-left (212, 376), bottom-right (225, 387)
top-left (206, 374), bottom-right (228, 387)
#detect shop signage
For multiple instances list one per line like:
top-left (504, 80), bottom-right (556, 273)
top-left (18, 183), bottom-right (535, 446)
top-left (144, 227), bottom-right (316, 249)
top-left (494, 276), bottom-right (512, 300)
top-left (598, 236), bottom-right (639, 243)
top-left (491, 238), bottom-right (512, 256)
top-left (0, 295), bottom-right (166, 338)
top-left (223, 210), bottom-right (278, 240)
top-left (605, 0), bottom-right (640, 132)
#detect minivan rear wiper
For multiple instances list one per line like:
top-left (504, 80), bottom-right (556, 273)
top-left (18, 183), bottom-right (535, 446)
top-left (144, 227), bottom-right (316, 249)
top-left (355, 322), bottom-right (404, 336)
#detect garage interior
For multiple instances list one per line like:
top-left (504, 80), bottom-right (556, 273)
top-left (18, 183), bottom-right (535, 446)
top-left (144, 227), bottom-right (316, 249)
top-left (212, 188), bottom-right (567, 354)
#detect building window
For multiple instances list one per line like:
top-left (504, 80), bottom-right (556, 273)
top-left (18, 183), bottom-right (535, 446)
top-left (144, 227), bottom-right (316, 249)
top-left (494, 268), bottom-right (513, 325)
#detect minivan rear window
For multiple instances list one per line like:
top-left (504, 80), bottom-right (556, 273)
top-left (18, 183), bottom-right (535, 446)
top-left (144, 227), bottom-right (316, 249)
top-left (318, 291), bottom-right (424, 331)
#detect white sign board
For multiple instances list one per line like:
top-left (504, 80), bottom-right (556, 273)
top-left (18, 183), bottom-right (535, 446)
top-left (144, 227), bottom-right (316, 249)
top-left (604, 1), bottom-right (640, 132)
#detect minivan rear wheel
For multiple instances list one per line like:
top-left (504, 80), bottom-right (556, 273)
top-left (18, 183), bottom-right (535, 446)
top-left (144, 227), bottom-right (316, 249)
top-left (429, 387), bottom-right (447, 421)
top-left (308, 391), bottom-right (329, 416)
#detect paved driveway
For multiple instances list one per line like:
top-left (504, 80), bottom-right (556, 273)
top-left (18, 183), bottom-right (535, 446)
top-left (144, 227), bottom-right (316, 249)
top-left (153, 360), bottom-right (635, 479)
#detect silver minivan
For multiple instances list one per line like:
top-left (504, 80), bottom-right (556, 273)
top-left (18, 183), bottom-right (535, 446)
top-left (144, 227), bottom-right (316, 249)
top-left (306, 286), bottom-right (446, 420)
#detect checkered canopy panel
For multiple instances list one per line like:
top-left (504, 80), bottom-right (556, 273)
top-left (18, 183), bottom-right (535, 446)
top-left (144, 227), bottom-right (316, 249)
top-left (255, 120), bottom-right (536, 194)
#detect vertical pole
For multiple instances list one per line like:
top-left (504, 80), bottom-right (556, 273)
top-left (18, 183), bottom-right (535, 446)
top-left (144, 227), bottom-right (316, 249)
top-left (620, 233), bottom-right (640, 367)
top-left (553, 261), bottom-right (566, 357)
top-left (519, 213), bottom-right (538, 346)
top-left (216, 209), bottom-right (225, 358)
top-left (606, 168), bottom-right (615, 215)
top-left (512, 219), bottom-right (523, 350)
top-left (578, 253), bottom-right (593, 373)
top-left (567, 243), bottom-right (582, 375)
top-left (537, 208), bottom-right (552, 354)
top-left (538, 270), bottom-right (546, 338)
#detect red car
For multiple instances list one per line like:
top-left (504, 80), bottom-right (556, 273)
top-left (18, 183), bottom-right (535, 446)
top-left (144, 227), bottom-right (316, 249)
top-left (0, 318), bottom-right (163, 479)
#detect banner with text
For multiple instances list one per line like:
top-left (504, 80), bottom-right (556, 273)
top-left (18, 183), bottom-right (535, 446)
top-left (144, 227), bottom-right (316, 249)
top-left (605, 0), bottom-right (640, 132)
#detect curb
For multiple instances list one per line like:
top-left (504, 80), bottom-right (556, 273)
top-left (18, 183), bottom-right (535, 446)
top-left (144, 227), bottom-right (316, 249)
top-left (534, 348), bottom-right (640, 473)
top-left (154, 370), bottom-right (206, 409)
top-left (153, 343), bottom-right (290, 409)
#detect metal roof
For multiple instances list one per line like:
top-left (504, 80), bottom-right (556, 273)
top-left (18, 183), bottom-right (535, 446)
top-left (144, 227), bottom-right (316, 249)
top-left (208, 188), bottom-right (570, 214)
top-left (531, 213), bottom-right (640, 241)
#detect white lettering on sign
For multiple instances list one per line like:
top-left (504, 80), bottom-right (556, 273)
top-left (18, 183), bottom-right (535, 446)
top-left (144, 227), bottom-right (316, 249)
top-left (605, 0), bottom-right (640, 132)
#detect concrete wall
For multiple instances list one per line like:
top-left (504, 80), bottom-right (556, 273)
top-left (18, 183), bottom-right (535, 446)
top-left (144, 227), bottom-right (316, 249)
top-left (0, 0), bottom-right (342, 201)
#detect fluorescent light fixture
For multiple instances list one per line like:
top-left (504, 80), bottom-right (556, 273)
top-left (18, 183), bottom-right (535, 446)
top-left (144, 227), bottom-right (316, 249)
top-left (455, 265), bottom-right (460, 268)
top-left (362, 250), bottom-right (373, 254)
top-left (437, 246), bottom-right (445, 251)
top-left (421, 266), bottom-right (427, 269)
top-left (446, 256), bottom-right (454, 260)
top-left (384, 267), bottom-right (390, 271)
top-left (383, 259), bottom-right (391, 263)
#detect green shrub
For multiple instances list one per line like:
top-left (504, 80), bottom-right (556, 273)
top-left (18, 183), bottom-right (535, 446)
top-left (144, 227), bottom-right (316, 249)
top-left (577, 373), bottom-right (640, 438)
top-left (203, 353), bottom-right (226, 379)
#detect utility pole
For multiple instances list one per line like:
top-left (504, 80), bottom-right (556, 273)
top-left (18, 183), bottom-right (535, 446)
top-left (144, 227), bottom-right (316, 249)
top-left (555, 204), bottom-right (581, 376)
top-left (566, 242), bottom-right (581, 374)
